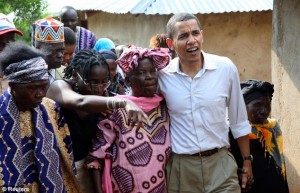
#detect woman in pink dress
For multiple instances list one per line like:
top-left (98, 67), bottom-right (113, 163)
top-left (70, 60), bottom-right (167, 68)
top-left (87, 46), bottom-right (171, 193)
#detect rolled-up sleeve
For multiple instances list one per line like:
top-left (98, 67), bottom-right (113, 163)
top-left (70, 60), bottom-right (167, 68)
top-left (228, 64), bottom-right (251, 139)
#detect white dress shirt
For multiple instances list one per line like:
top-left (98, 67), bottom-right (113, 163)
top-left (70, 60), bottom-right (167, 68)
top-left (48, 69), bottom-right (56, 84)
top-left (158, 51), bottom-right (251, 154)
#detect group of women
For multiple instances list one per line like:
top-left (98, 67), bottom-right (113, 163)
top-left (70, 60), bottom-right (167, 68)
top-left (47, 43), bottom-right (171, 193)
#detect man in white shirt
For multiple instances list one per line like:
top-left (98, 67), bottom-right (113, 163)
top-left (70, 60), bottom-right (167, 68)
top-left (159, 13), bottom-right (253, 193)
top-left (34, 17), bottom-right (65, 83)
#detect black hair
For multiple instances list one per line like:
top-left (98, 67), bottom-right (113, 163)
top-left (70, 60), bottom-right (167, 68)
top-left (59, 6), bottom-right (77, 18)
top-left (166, 13), bottom-right (202, 39)
top-left (64, 49), bottom-right (110, 80)
top-left (0, 41), bottom-right (45, 72)
top-left (99, 49), bottom-right (118, 60)
top-left (64, 27), bottom-right (76, 46)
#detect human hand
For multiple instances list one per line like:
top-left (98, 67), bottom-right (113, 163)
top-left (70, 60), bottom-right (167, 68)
top-left (124, 99), bottom-right (150, 130)
top-left (238, 161), bottom-right (254, 192)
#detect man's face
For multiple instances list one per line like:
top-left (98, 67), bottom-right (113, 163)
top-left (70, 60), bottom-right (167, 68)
top-left (39, 42), bottom-right (65, 69)
top-left (168, 19), bottom-right (203, 65)
top-left (0, 32), bottom-right (15, 52)
top-left (60, 9), bottom-right (78, 32)
top-left (10, 80), bottom-right (49, 111)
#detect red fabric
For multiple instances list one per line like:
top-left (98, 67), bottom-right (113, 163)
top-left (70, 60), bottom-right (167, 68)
top-left (117, 46), bottom-right (171, 76)
top-left (116, 94), bottom-right (163, 112)
top-left (102, 158), bottom-right (113, 193)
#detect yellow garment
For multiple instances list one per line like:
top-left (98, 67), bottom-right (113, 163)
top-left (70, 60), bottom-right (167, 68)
top-left (249, 118), bottom-right (286, 177)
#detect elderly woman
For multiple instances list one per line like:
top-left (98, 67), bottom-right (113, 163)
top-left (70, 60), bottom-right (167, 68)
top-left (86, 46), bottom-right (171, 193)
top-left (230, 79), bottom-right (289, 193)
top-left (0, 41), bottom-right (80, 192)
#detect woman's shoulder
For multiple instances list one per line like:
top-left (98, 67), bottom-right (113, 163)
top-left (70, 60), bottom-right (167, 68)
top-left (49, 79), bottom-right (74, 91)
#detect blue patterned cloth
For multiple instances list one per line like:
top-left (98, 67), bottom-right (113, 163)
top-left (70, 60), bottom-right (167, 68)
top-left (0, 90), bottom-right (81, 192)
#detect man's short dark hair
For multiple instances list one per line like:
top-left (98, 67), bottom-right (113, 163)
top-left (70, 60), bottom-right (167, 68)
top-left (166, 13), bottom-right (202, 40)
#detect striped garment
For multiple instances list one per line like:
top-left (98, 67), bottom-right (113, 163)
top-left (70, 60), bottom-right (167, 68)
top-left (117, 46), bottom-right (171, 76)
top-left (75, 26), bottom-right (97, 53)
top-left (0, 90), bottom-right (81, 193)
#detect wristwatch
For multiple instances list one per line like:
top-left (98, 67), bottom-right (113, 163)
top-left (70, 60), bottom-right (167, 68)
top-left (243, 155), bottom-right (253, 161)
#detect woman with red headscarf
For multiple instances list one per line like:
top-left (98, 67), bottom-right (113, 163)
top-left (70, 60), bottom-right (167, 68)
top-left (86, 46), bottom-right (171, 193)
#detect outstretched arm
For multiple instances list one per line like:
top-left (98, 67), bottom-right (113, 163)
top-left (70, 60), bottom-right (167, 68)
top-left (46, 80), bottom-right (150, 126)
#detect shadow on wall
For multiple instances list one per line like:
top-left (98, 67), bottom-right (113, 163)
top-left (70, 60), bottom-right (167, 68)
top-left (272, 1), bottom-right (300, 193)
top-left (285, 157), bottom-right (300, 193)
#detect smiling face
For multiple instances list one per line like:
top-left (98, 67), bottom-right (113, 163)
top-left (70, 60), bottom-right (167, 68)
top-left (167, 19), bottom-right (203, 65)
top-left (246, 96), bottom-right (271, 124)
top-left (10, 80), bottom-right (49, 111)
top-left (127, 58), bottom-right (158, 97)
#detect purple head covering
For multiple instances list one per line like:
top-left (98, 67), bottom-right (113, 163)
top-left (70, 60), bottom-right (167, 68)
top-left (5, 57), bottom-right (49, 83)
top-left (117, 46), bottom-right (170, 76)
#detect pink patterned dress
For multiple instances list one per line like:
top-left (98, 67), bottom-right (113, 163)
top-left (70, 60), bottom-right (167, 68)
top-left (88, 101), bottom-right (171, 193)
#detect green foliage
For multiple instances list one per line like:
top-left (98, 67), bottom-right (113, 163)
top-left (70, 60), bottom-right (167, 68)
top-left (0, 0), bottom-right (50, 44)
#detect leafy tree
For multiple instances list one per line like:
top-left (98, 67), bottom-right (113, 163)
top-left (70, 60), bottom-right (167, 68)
top-left (0, 0), bottom-right (49, 44)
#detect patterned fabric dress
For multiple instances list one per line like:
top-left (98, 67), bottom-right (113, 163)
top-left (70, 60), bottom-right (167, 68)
top-left (75, 26), bottom-right (97, 53)
top-left (0, 90), bottom-right (81, 193)
top-left (88, 100), bottom-right (171, 193)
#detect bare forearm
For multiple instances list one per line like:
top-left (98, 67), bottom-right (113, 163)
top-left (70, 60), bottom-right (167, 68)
top-left (47, 80), bottom-right (149, 124)
top-left (236, 135), bottom-right (253, 191)
top-left (236, 135), bottom-right (250, 158)
top-left (75, 96), bottom-right (126, 113)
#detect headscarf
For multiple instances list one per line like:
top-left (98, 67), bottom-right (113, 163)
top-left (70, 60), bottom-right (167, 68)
top-left (240, 79), bottom-right (274, 104)
top-left (5, 56), bottom-right (49, 83)
top-left (99, 49), bottom-right (118, 60)
top-left (94, 38), bottom-right (115, 51)
top-left (116, 46), bottom-right (171, 76)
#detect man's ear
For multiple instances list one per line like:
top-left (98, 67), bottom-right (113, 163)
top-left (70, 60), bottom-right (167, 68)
top-left (166, 38), bottom-right (173, 50)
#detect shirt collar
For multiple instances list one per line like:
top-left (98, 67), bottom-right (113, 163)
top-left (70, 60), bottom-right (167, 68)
top-left (166, 51), bottom-right (217, 74)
